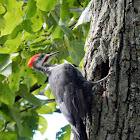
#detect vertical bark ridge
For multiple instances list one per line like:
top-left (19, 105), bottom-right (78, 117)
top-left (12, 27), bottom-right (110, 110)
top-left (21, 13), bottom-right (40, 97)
top-left (83, 0), bottom-right (140, 140)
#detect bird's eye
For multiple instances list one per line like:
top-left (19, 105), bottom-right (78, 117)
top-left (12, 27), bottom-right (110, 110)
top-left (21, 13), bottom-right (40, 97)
top-left (44, 57), bottom-right (48, 63)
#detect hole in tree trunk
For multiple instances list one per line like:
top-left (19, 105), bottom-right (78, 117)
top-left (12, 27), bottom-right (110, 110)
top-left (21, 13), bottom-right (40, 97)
top-left (94, 60), bottom-right (109, 80)
top-left (101, 60), bottom-right (109, 79)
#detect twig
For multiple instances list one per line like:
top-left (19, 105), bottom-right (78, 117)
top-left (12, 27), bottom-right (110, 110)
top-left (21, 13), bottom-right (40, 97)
top-left (55, 6), bottom-right (83, 12)
top-left (77, 0), bottom-right (84, 7)
top-left (20, 106), bottom-right (34, 113)
top-left (2, 122), bottom-right (9, 132)
top-left (92, 71), bottom-right (113, 84)
top-left (16, 0), bottom-right (28, 3)
top-left (20, 99), bottom-right (55, 113)
top-left (15, 78), bottom-right (48, 102)
top-left (54, 109), bottom-right (61, 113)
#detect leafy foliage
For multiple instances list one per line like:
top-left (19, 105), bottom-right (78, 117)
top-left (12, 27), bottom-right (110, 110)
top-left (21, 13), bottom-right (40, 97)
top-left (56, 125), bottom-right (71, 140)
top-left (0, 0), bottom-right (91, 139)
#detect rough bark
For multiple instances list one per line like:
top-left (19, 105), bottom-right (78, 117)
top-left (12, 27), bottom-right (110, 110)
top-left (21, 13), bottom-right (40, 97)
top-left (83, 0), bottom-right (140, 140)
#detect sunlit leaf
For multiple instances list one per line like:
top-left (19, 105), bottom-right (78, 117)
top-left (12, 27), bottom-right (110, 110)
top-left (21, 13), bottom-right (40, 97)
top-left (0, 4), bottom-right (6, 14)
top-left (36, 0), bottom-right (57, 11)
top-left (4, 32), bottom-right (23, 53)
top-left (37, 105), bottom-right (53, 114)
top-left (30, 9), bottom-right (44, 32)
top-left (56, 125), bottom-right (71, 140)
top-left (0, 18), bottom-right (6, 29)
top-left (0, 53), bottom-right (12, 77)
top-left (25, 0), bottom-right (37, 19)
top-left (1, 1), bottom-right (24, 36)
top-left (48, 102), bottom-right (57, 112)
top-left (38, 115), bottom-right (47, 135)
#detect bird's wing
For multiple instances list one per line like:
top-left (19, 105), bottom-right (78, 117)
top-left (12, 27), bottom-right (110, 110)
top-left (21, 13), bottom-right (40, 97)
top-left (49, 63), bottom-right (87, 127)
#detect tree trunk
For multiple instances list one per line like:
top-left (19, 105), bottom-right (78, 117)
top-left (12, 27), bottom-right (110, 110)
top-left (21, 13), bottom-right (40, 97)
top-left (83, 0), bottom-right (140, 140)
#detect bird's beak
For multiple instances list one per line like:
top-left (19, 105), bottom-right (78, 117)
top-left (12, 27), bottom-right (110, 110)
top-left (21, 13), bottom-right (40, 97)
top-left (44, 51), bottom-right (60, 64)
top-left (48, 51), bottom-right (59, 58)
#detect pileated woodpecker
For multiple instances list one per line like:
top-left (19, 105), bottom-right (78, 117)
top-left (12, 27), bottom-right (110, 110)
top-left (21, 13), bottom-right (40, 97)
top-left (28, 52), bottom-right (93, 140)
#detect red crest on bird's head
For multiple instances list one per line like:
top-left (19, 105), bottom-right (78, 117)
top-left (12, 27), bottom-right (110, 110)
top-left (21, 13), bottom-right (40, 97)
top-left (27, 54), bottom-right (40, 68)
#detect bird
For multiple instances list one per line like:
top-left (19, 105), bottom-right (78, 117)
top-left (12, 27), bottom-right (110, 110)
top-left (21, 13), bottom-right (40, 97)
top-left (27, 51), bottom-right (93, 140)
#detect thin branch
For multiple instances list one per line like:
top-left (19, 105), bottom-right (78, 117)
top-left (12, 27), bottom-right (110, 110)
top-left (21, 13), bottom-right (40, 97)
top-left (2, 121), bottom-right (9, 132)
top-left (20, 99), bottom-right (55, 113)
top-left (55, 6), bottom-right (83, 12)
top-left (15, 78), bottom-right (48, 102)
top-left (92, 71), bottom-right (113, 84)
top-left (16, 0), bottom-right (28, 3)
top-left (54, 109), bottom-right (61, 113)
top-left (77, 0), bottom-right (84, 7)
top-left (20, 106), bottom-right (34, 113)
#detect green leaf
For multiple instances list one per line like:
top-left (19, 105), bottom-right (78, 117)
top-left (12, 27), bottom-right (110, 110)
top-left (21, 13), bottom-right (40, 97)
top-left (38, 115), bottom-right (47, 135)
top-left (37, 105), bottom-right (53, 114)
top-left (0, 18), bottom-right (6, 29)
top-left (0, 35), bottom-right (8, 46)
top-left (52, 25), bottom-right (63, 40)
top-left (0, 74), bottom-right (5, 82)
top-left (8, 105), bottom-right (23, 135)
top-left (0, 132), bottom-right (17, 140)
top-left (30, 9), bottom-right (44, 32)
top-left (36, 71), bottom-right (47, 85)
top-left (56, 125), bottom-right (71, 140)
top-left (44, 88), bottom-right (52, 98)
top-left (64, 35), bottom-right (73, 51)
top-left (25, 0), bottom-right (37, 19)
top-left (0, 104), bottom-right (13, 121)
top-left (21, 110), bottom-right (39, 136)
top-left (48, 102), bottom-right (57, 112)
top-left (4, 32), bottom-right (23, 53)
top-left (0, 4), bottom-right (6, 14)
top-left (30, 40), bottom-right (51, 51)
top-left (60, 1), bottom-right (69, 20)
top-left (0, 83), bottom-right (15, 105)
top-left (0, 114), bottom-right (4, 130)
top-left (0, 53), bottom-right (12, 77)
top-left (1, 1), bottom-right (24, 36)
top-left (9, 55), bottom-right (21, 92)
top-left (21, 110), bottom-right (39, 137)
top-left (10, 25), bottom-right (23, 39)
top-left (21, 19), bottom-right (34, 34)
top-left (69, 40), bottom-right (85, 65)
top-left (16, 84), bottom-right (41, 106)
top-left (36, 0), bottom-right (57, 11)
top-left (50, 11), bottom-right (73, 39)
